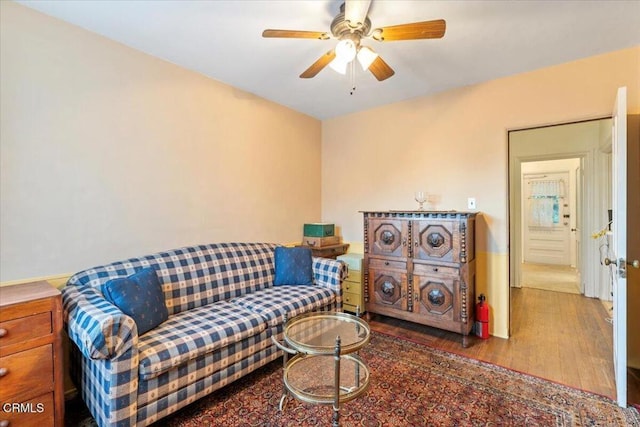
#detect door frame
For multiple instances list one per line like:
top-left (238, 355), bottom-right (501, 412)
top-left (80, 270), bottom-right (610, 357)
top-left (521, 168), bottom-right (574, 266)
top-left (507, 117), bottom-right (612, 335)
top-left (511, 152), bottom-right (588, 292)
top-left (610, 86), bottom-right (627, 407)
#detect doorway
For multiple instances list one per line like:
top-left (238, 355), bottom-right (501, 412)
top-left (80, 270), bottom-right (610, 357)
top-left (508, 118), bottom-right (614, 385)
top-left (520, 158), bottom-right (582, 295)
top-left (508, 118), bottom-right (612, 301)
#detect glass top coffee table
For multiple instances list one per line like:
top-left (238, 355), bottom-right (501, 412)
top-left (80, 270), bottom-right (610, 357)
top-left (272, 311), bottom-right (370, 427)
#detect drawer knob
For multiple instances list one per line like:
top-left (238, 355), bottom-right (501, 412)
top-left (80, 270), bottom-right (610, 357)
top-left (0, 328), bottom-right (6, 338)
top-left (0, 420), bottom-right (9, 427)
top-left (384, 261), bottom-right (389, 266)
top-left (0, 367), bottom-right (7, 377)
top-left (433, 267), bottom-right (439, 272)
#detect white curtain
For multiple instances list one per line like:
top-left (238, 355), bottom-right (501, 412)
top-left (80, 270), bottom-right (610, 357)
top-left (528, 179), bottom-right (564, 227)
top-left (530, 180), bottom-right (563, 198)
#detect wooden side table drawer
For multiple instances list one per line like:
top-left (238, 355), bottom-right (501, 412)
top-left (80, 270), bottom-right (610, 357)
top-left (344, 280), bottom-right (362, 295)
top-left (0, 344), bottom-right (54, 402)
top-left (0, 392), bottom-right (55, 427)
top-left (298, 243), bottom-right (350, 259)
top-left (0, 281), bottom-right (63, 426)
top-left (345, 270), bottom-right (361, 283)
top-left (0, 312), bottom-right (52, 349)
top-left (343, 292), bottom-right (362, 309)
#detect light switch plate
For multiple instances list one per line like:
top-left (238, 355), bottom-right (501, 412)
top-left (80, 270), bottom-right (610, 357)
top-left (468, 198), bottom-right (476, 209)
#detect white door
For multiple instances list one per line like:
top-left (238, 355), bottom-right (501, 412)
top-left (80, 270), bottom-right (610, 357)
top-left (574, 164), bottom-right (582, 283)
top-left (610, 86), bottom-right (627, 407)
top-left (523, 172), bottom-right (571, 265)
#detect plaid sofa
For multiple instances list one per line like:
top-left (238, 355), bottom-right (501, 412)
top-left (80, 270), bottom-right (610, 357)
top-left (62, 242), bottom-right (347, 426)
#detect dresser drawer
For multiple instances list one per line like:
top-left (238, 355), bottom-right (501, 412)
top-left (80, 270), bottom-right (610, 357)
top-left (343, 280), bottom-right (362, 294)
top-left (0, 344), bottom-right (53, 401)
top-left (343, 303), bottom-right (361, 314)
top-left (0, 312), bottom-right (52, 349)
top-left (345, 270), bottom-right (362, 283)
top-left (343, 292), bottom-right (362, 308)
top-left (368, 258), bottom-right (407, 271)
top-left (0, 392), bottom-right (54, 427)
top-left (413, 263), bottom-right (459, 277)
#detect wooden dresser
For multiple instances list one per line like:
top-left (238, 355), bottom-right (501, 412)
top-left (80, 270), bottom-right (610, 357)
top-left (363, 211), bottom-right (477, 346)
top-left (0, 281), bottom-right (64, 426)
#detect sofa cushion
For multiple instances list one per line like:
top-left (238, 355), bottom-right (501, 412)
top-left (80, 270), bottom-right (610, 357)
top-left (232, 285), bottom-right (335, 327)
top-left (274, 246), bottom-right (314, 286)
top-left (137, 301), bottom-right (267, 380)
top-left (101, 267), bottom-right (168, 335)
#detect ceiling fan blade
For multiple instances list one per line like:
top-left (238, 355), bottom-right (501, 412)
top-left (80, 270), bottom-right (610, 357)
top-left (262, 29), bottom-right (330, 40)
top-left (300, 50), bottom-right (337, 78)
top-left (345, 0), bottom-right (372, 27)
top-left (372, 19), bottom-right (446, 42)
top-left (368, 56), bottom-right (395, 81)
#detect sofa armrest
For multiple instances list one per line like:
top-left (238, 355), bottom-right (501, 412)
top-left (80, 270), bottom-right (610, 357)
top-left (62, 285), bottom-right (138, 360)
top-left (312, 257), bottom-right (348, 309)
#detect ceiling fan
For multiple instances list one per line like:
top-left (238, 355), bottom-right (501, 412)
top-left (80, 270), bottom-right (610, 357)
top-left (262, 0), bottom-right (446, 82)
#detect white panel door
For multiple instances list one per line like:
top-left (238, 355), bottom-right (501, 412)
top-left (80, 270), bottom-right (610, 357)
top-left (573, 164), bottom-right (582, 276)
top-left (609, 86), bottom-right (627, 407)
top-left (523, 172), bottom-right (571, 265)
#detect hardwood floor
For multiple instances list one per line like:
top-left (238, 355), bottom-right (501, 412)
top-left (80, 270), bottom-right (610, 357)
top-left (367, 287), bottom-right (639, 404)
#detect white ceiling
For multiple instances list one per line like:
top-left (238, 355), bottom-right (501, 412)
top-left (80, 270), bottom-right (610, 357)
top-left (17, 0), bottom-right (640, 120)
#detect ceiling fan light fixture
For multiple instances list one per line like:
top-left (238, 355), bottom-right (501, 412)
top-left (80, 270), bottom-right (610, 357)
top-left (357, 46), bottom-right (378, 70)
top-left (329, 57), bottom-right (349, 75)
top-left (334, 39), bottom-right (357, 62)
top-left (345, 0), bottom-right (372, 29)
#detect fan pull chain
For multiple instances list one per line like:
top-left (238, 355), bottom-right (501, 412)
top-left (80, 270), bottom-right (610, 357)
top-left (349, 60), bottom-right (356, 95)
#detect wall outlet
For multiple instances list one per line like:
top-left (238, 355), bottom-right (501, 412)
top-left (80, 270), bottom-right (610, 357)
top-left (467, 197), bottom-right (477, 210)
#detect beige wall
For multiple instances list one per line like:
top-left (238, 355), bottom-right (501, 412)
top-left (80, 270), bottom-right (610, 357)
top-left (0, 2), bottom-right (321, 281)
top-left (2, 1), bottom-right (639, 346)
top-left (322, 46), bottom-right (640, 338)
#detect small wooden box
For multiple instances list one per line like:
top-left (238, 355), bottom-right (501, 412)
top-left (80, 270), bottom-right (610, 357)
top-left (301, 235), bottom-right (341, 247)
top-left (298, 243), bottom-right (349, 259)
top-left (303, 223), bottom-right (335, 237)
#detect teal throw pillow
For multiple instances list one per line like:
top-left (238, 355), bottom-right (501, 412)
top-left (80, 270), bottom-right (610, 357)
top-left (274, 246), bottom-right (314, 286)
top-left (101, 267), bottom-right (168, 335)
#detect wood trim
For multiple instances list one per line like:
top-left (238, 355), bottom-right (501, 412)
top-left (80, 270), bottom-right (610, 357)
top-left (1, 274), bottom-right (71, 290)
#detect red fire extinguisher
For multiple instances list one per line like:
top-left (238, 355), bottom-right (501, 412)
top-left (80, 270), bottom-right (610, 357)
top-left (475, 294), bottom-right (490, 339)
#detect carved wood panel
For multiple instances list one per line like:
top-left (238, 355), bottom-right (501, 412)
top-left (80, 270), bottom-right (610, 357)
top-left (368, 219), bottom-right (408, 258)
top-left (412, 273), bottom-right (457, 322)
top-left (412, 220), bottom-right (460, 263)
top-left (368, 268), bottom-right (408, 313)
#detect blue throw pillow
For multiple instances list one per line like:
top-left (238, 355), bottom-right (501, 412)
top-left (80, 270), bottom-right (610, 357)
top-left (101, 267), bottom-right (168, 335)
top-left (274, 246), bottom-right (314, 286)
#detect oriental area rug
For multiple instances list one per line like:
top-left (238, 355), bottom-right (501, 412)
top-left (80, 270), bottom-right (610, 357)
top-left (71, 332), bottom-right (640, 426)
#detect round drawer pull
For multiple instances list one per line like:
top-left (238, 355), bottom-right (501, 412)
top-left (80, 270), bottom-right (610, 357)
top-left (0, 367), bottom-right (7, 377)
top-left (0, 420), bottom-right (10, 427)
top-left (0, 328), bottom-right (7, 338)
top-left (384, 261), bottom-right (389, 266)
top-left (433, 267), bottom-right (439, 272)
